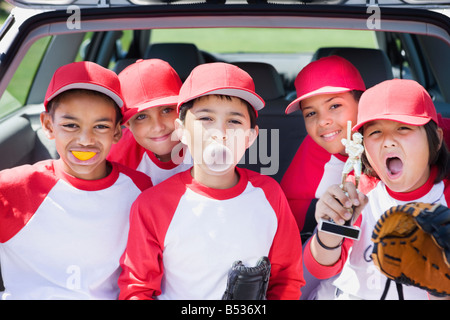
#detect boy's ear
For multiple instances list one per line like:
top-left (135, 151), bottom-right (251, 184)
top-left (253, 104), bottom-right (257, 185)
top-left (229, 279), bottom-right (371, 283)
top-left (40, 112), bottom-right (55, 140)
top-left (174, 118), bottom-right (188, 145)
top-left (437, 127), bottom-right (444, 150)
top-left (246, 125), bottom-right (259, 149)
top-left (112, 122), bottom-right (123, 144)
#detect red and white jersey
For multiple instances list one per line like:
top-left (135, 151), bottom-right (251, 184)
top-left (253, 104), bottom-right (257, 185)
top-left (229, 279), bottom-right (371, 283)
top-left (0, 159), bottom-right (152, 300)
top-left (304, 167), bottom-right (448, 299)
top-left (118, 167), bottom-right (304, 300)
top-left (108, 128), bottom-right (192, 185)
top-left (283, 114), bottom-right (450, 233)
top-left (281, 135), bottom-right (348, 232)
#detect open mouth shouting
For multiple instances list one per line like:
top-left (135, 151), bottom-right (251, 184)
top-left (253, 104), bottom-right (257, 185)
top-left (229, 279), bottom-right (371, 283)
top-left (386, 155), bottom-right (403, 179)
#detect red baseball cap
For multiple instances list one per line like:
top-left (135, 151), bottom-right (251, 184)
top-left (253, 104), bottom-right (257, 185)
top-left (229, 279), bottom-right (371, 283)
top-left (44, 61), bottom-right (124, 111)
top-left (177, 62), bottom-right (265, 116)
top-left (119, 59), bottom-right (182, 124)
top-left (285, 55), bottom-right (366, 114)
top-left (353, 79), bottom-right (438, 132)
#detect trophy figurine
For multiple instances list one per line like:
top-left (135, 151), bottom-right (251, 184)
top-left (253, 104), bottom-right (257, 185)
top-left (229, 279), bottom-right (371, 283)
top-left (318, 121), bottom-right (362, 240)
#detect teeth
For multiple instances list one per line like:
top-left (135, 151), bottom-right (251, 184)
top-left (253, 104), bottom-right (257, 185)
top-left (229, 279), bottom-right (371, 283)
top-left (322, 131), bottom-right (339, 138)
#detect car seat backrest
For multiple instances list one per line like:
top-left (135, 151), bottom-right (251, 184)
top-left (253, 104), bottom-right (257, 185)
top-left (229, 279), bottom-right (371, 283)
top-left (232, 62), bottom-right (306, 182)
top-left (113, 58), bottom-right (138, 74)
top-left (232, 61), bottom-right (285, 101)
top-left (144, 43), bottom-right (205, 81)
top-left (0, 115), bottom-right (57, 171)
top-left (0, 116), bottom-right (37, 171)
top-left (312, 47), bottom-right (394, 88)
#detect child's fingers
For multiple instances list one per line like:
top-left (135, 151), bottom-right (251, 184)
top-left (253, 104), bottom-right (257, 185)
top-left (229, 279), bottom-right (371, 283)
top-left (351, 190), bottom-right (368, 223)
top-left (316, 185), bottom-right (353, 225)
top-left (341, 181), bottom-right (360, 206)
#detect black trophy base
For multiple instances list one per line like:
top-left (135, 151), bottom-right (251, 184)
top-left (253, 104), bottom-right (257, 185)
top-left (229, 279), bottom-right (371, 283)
top-left (318, 218), bottom-right (361, 240)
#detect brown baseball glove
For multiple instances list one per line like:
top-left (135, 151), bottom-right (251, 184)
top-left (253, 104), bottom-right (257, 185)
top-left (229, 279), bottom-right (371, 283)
top-left (371, 202), bottom-right (450, 297)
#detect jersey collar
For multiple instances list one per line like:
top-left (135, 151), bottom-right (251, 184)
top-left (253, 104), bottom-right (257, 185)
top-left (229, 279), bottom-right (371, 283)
top-left (54, 159), bottom-right (119, 191)
top-left (385, 166), bottom-right (438, 202)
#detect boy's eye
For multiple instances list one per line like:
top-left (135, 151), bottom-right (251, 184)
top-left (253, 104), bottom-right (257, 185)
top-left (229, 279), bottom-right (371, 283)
top-left (330, 103), bottom-right (341, 109)
top-left (229, 119), bottom-right (242, 125)
top-left (162, 107), bottom-right (175, 114)
top-left (367, 129), bottom-right (381, 136)
top-left (135, 114), bottom-right (147, 120)
top-left (62, 123), bottom-right (78, 129)
top-left (95, 124), bottom-right (110, 130)
top-left (303, 111), bottom-right (315, 118)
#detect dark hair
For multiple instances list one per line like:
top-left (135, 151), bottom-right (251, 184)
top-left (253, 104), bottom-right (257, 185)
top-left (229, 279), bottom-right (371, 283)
top-left (46, 89), bottom-right (123, 124)
top-left (360, 120), bottom-right (450, 183)
top-left (178, 94), bottom-right (257, 128)
top-left (350, 90), bottom-right (364, 102)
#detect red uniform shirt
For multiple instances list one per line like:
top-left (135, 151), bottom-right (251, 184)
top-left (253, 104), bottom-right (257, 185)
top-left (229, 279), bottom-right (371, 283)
top-left (119, 167), bottom-right (304, 300)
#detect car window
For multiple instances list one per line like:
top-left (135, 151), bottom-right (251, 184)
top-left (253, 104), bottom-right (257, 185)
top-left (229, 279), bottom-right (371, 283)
top-left (148, 27), bottom-right (378, 90)
top-left (150, 28), bottom-right (377, 53)
top-left (0, 36), bottom-right (51, 118)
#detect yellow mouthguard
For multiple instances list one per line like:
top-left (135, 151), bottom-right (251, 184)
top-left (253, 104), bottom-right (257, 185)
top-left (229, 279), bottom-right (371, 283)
top-left (72, 151), bottom-right (97, 161)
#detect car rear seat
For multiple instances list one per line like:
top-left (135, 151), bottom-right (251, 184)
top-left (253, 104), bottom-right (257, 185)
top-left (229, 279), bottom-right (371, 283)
top-left (144, 43), bottom-right (206, 82)
top-left (312, 47), bottom-right (394, 88)
top-left (0, 114), bottom-right (57, 171)
top-left (113, 58), bottom-right (138, 74)
top-left (232, 61), bottom-right (306, 183)
top-left (113, 42), bottom-right (207, 80)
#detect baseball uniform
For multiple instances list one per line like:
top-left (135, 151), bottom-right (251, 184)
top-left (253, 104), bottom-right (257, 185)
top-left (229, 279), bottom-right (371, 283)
top-left (303, 166), bottom-right (446, 299)
top-left (119, 167), bottom-right (304, 300)
top-left (108, 128), bottom-right (192, 185)
top-left (0, 159), bottom-right (152, 299)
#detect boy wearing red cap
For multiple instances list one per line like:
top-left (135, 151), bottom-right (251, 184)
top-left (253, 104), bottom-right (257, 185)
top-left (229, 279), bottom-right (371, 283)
top-left (0, 61), bottom-right (152, 299)
top-left (304, 79), bottom-right (450, 299)
top-left (118, 62), bottom-right (304, 300)
top-left (107, 59), bottom-right (192, 185)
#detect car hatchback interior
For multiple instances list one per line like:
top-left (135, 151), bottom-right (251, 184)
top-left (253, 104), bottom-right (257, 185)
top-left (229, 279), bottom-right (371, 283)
top-left (0, 1), bottom-right (449, 296)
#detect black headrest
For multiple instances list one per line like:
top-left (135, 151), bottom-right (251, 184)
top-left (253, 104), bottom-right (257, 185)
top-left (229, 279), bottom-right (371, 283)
top-left (312, 47), bottom-right (394, 88)
top-left (144, 43), bottom-right (205, 81)
top-left (232, 61), bottom-right (285, 101)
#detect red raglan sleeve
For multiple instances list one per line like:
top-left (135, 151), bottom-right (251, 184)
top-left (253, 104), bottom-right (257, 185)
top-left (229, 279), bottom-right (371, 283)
top-left (118, 175), bottom-right (185, 300)
top-left (114, 162), bottom-right (153, 191)
top-left (107, 128), bottom-right (145, 170)
top-left (302, 214), bottom-right (362, 279)
top-left (118, 191), bottom-right (164, 300)
top-left (281, 135), bottom-right (330, 232)
top-left (253, 173), bottom-right (305, 299)
top-left (0, 161), bottom-right (58, 243)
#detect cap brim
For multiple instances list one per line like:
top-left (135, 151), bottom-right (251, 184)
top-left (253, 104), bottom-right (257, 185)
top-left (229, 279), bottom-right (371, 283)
top-left (45, 83), bottom-right (124, 109)
top-left (285, 86), bottom-right (353, 114)
top-left (178, 88), bottom-right (265, 116)
top-left (352, 114), bottom-right (432, 132)
top-left (122, 95), bottom-right (179, 124)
